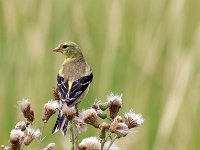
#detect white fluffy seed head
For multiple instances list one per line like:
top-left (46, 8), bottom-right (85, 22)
top-left (107, 93), bottom-right (122, 105)
top-left (15, 121), bottom-right (27, 131)
top-left (124, 109), bottom-right (144, 128)
top-left (10, 129), bottom-right (25, 140)
top-left (18, 99), bottom-right (30, 111)
top-left (80, 108), bottom-right (100, 128)
top-left (42, 100), bottom-right (61, 122)
top-left (62, 104), bottom-right (77, 120)
top-left (79, 137), bottom-right (101, 150)
top-left (27, 127), bottom-right (41, 138)
top-left (77, 122), bottom-right (88, 134)
top-left (110, 115), bottom-right (129, 137)
top-left (45, 100), bottom-right (61, 110)
top-left (73, 117), bottom-right (88, 134)
top-left (80, 108), bottom-right (97, 119)
top-left (24, 127), bottom-right (41, 145)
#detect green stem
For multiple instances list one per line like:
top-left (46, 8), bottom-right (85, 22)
top-left (70, 121), bottom-right (79, 150)
top-left (70, 124), bottom-right (75, 150)
top-left (106, 136), bottom-right (118, 150)
top-left (40, 122), bottom-right (46, 141)
top-left (100, 138), bottom-right (106, 150)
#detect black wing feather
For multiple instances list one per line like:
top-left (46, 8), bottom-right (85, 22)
top-left (57, 72), bottom-right (93, 106)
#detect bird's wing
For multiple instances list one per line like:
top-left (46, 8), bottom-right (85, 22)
top-left (57, 71), bottom-right (93, 106)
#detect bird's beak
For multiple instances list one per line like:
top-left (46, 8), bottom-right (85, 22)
top-left (53, 47), bottom-right (62, 53)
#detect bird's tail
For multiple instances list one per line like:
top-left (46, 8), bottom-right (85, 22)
top-left (52, 110), bottom-right (68, 136)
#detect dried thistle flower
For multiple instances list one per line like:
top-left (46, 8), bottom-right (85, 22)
top-left (78, 137), bottom-right (101, 150)
top-left (18, 99), bottom-right (34, 122)
top-left (108, 93), bottom-right (122, 119)
top-left (124, 109), bottom-right (144, 129)
top-left (43, 143), bottom-right (56, 150)
top-left (73, 116), bottom-right (87, 134)
top-left (1, 145), bottom-right (10, 150)
top-left (15, 121), bottom-right (29, 131)
top-left (42, 100), bottom-right (61, 122)
top-left (109, 115), bottom-right (128, 138)
top-left (80, 108), bottom-right (100, 128)
top-left (10, 129), bottom-right (25, 150)
top-left (53, 87), bottom-right (60, 100)
top-left (24, 127), bottom-right (40, 145)
top-left (99, 122), bottom-right (110, 139)
top-left (62, 104), bottom-right (77, 120)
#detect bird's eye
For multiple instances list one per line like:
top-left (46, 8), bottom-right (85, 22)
top-left (62, 44), bottom-right (68, 48)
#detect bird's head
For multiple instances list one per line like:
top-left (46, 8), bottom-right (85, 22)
top-left (53, 42), bottom-right (83, 59)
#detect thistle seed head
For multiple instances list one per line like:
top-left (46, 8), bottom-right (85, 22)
top-left (80, 108), bottom-right (100, 128)
top-left (109, 115), bottom-right (129, 138)
top-left (62, 104), bottom-right (77, 120)
top-left (78, 137), bottom-right (101, 150)
top-left (124, 109), bottom-right (144, 129)
top-left (107, 93), bottom-right (122, 119)
top-left (42, 100), bottom-right (61, 122)
top-left (10, 129), bottom-right (25, 150)
top-left (24, 127), bottom-right (40, 145)
top-left (18, 99), bottom-right (34, 122)
top-left (15, 121), bottom-right (29, 131)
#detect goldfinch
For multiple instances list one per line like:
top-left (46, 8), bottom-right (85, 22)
top-left (52, 42), bottom-right (93, 135)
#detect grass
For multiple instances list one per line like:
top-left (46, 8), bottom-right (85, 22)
top-left (0, 0), bottom-right (200, 149)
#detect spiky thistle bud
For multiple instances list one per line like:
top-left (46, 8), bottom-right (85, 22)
top-left (18, 99), bottom-right (34, 122)
top-left (99, 102), bottom-right (109, 111)
top-left (62, 104), bottom-right (77, 120)
top-left (96, 110), bottom-right (107, 119)
top-left (78, 137), bottom-right (101, 150)
top-left (109, 115), bottom-right (128, 138)
top-left (124, 109), bottom-right (144, 129)
top-left (43, 143), bottom-right (56, 150)
top-left (24, 127), bottom-right (40, 145)
top-left (15, 121), bottom-right (29, 131)
top-left (10, 129), bottom-right (25, 150)
top-left (107, 93), bottom-right (122, 119)
top-left (42, 100), bottom-right (60, 122)
top-left (80, 108), bottom-right (100, 128)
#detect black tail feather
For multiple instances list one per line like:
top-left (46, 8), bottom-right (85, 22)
top-left (52, 110), bottom-right (68, 136)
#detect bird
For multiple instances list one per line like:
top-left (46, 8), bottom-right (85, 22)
top-left (52, 42), bottom-right (93, 136)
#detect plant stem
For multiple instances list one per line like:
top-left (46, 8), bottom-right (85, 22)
top-left (70, 121), bottom-right (79, 150)
top-left (99, 129), bottom-right (106, 150)
top-left (70, 125), bottom-right (74, 150)
top-left (40, 122), bottom-right (46, 141)
top-left (100, 138), bottom-right (106, 150)
top-left (106, 136), bottom-right (118, 150)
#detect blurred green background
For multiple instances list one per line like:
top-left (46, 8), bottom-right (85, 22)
top-left (0, 0), bottom-right (200, 149)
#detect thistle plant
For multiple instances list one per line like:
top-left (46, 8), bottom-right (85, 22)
top-left (2, 93), bottom-right (144, 150)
